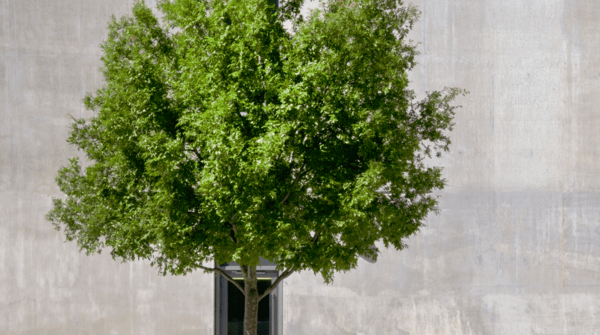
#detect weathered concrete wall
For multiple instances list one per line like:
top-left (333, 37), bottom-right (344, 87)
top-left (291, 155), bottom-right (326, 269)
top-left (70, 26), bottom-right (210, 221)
top-left (1, 0), bottom-right (599, 334)
top-left (0, 1), bottom-right (214, 334)
top-left (283, 1), bottom-right (600, 334)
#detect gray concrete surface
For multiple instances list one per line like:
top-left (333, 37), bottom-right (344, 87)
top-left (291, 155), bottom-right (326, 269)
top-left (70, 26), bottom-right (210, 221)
top-left (0, 1), bottom-right (213, 334)
top-left (1, 0), bottom-right (599, 334)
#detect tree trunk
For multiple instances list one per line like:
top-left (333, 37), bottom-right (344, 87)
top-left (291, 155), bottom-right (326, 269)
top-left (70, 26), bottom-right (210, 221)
top-left (243, 265), bottom-right (259, 335)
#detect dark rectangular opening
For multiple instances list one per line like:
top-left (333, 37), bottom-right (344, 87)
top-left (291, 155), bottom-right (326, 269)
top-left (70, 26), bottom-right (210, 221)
top-left (215, 260), bottom-right (281, 335)
top-left (226, 279), bottom-right (271, 335)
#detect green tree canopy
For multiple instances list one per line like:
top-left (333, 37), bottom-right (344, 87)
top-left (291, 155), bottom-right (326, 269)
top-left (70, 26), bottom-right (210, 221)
top-left (47, 0), bottom-right (463, 333)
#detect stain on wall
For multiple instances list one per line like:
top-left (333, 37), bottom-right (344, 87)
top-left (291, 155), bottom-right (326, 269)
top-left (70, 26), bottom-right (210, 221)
top-left (1, 1), bottom-right (599, 334)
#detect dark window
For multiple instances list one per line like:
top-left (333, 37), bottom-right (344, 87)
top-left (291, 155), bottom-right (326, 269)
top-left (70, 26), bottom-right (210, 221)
top-left (226, 279), bottom-right (271, 335)
top-left (215, 259), bottom-right (282, 335)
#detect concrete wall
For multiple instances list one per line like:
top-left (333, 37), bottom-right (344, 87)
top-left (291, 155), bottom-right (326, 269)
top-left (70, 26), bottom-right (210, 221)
top-left (1, 0), bottom-right (599, 334)
top-left (0, 1), bottom-right (214, 334)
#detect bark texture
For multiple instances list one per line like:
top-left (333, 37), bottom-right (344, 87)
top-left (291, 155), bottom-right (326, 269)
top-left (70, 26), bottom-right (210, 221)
top-left (243, 265), bottom-right (259, 335)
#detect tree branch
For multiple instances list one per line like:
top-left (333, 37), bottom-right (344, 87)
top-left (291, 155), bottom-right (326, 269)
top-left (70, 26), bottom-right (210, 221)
top-left (258, 225), bottom-right (321, 301)
top-left (240, 264), bottom-right (250, 281)
top-left (281, 161), bottom-right (309, 206)
top-left (257, 227), bottom-right (320, 301)
top-left (311, 228), bottom-right (323, 244)
top-left (227, 213), bottom-right (239, 244)
top-left (280, 192), bottom-right (291, 205)
top-left (200, 265), bottom-right (245, 295)
top-left (227, 230), bottom-right (238, 244)
top-left (259, 267), bottom-right (295, 301)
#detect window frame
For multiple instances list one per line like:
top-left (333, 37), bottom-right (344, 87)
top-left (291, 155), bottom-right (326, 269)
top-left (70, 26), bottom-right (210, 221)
top-left (214, 261), bottom-right (283, 335)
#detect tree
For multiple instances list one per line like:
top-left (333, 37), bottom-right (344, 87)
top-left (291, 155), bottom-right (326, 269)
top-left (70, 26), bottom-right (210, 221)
top-left (46, 0), bottom-right (464, 334)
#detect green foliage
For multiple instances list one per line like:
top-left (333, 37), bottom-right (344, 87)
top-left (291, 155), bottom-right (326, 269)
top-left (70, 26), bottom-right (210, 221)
top-left (47, 0), bottom-right (464, 282)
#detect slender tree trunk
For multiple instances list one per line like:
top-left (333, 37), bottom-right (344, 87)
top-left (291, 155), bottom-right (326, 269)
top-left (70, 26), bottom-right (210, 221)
top-left (243, 265), bottom-right (259, 335)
